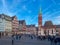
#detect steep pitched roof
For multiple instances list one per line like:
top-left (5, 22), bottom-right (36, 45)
top-left (26, 25), bottom-right (31, 28)
top-left (19, 20), bottom-right (25, 24)
top-left (44, 21), bottom-right (55, 28)
top-left (26, 24), bottom-right (35, 28)
top-left (11, 15), bottom-right (16, 20)
top-left (44, 21), bottom-right (53, 26)
top-left (0, 14), bottom-right (12, 21)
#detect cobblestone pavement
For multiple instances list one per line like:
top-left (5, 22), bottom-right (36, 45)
top-left (0, 35), bottom-right (52, 45)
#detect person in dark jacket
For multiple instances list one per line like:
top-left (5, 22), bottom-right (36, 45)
top-left (54, 37), bottom-right (60, 45)
top-left (11, 34), bottom-right (14, 45)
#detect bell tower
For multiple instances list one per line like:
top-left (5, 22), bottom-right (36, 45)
top-left (38, 7), bottom-right (42, 36)
top-left (38, 7), bottom-right (42, 28)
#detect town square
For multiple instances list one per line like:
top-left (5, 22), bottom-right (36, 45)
top-left (0, 0), bottom-right (60, 45)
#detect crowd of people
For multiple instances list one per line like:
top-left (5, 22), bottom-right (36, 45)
top-left (37, 35), bottom-right (60, 45)
top-left (11, 34), bottom-right (60, 45)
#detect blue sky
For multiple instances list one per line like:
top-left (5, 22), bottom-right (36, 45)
top-left (0, 0), bottom-right (60, 26)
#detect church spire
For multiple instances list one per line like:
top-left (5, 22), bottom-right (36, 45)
top-left (39, 7), bottom-right (42, 15)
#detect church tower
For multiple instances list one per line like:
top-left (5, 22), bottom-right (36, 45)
top-left (38, 8), bottom-right (42, 27)
top-left (38, 7), bottom-right (42, 36)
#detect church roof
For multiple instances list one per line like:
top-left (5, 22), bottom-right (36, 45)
top-left (44, 21), bottom-right (53, 26)
top-left (39, 7), bottom-right (42, 15)
top-left (40, 7), bottom-right (42, 14)
top-left (44, 21), bottom-right (55, 28)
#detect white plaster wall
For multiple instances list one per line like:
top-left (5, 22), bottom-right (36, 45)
top-left (0, 18), bottom-right (5, 32)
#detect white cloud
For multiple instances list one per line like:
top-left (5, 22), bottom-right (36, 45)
top-left (52, 16), bottom-right (60, 25)
top-left (2, 12), bottom-right (15, 17)
top-left (30, 15), bottom-right (38, 22)
top-left (35, 23), bottom-right (38, 27)
top-left (56, 16), bottom-right (60, 18)
top-left (55, 16), bottom-right (60, 20)
top-left (43, 11), bottom-right (51, 18)
top-left (10, 0), bottom-right (22, 9)
top-left (2, 0), bottom-right (8, 12)
top-left (53, 21), bottom-right (60, 25)
top-left (14, 9), bottom-right (22, 15)
top-left (43, 11), bottom-right (60, 20)
top-left (1, 0), bottom-right (12, 16)
top-left (43, 4), bottom-right (52, 13)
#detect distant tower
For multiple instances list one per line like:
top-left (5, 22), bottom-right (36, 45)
top-left (38, 8), bottom-right (42, 27)
top-left (38, 7), bottom-right (42, 36)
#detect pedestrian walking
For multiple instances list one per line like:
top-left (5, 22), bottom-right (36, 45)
top-left (49, 36), bottom-right (54, 45)
top-left (16, 34), bottom-right (18, 40)
top-left (0, 36), bottom-right (1, 38)
top-left (19, 35), bottom-right (21, 40)
top-left (0, 34), bottom-right (1, 39)
top-left (31, 36), bottom-right (33, 39)
top-left (12, 39), bottom-right (14, 45)
top-left (11, 34), bottom-right (14, 45)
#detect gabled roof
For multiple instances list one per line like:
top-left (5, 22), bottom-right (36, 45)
top-left (26, 25), bottom-right (31, 28)
top-left (44, 21), bottom-right (53, 26)
top-left (11, 15), bottom-right (16, 20)
top-left (19, 20), bottom-right (25, 24)
top-left (0, 14), bottom-right (12, 21)
top-left (44, 21), bottom-right (55, 28)
top-left (26, 24), bottom-right (35, 28)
